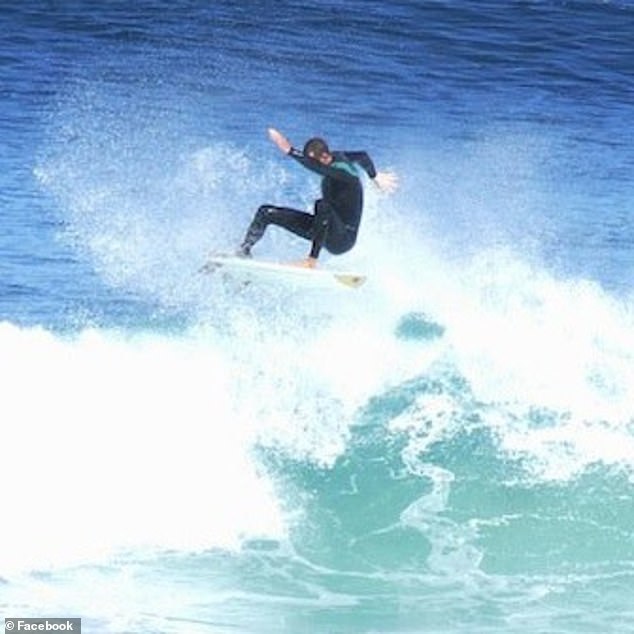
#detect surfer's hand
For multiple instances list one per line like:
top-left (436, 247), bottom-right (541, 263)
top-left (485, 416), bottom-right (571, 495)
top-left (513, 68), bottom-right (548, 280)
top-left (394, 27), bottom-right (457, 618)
top-left (268, 128), bottom-right (292, 154)
top-left (291, 257), bottom-right (317, 269)
top-left (373, 170), bottom-right (399, 194)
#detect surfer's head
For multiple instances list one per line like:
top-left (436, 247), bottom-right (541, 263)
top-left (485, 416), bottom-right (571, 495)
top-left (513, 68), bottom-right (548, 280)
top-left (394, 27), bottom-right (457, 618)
top-left (303, 137), bottom-right (332, 165)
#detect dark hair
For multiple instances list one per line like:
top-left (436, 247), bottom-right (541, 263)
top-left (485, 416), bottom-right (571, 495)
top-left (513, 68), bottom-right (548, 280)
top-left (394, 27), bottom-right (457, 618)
top-left (303, 137), bottom-right (329, 158)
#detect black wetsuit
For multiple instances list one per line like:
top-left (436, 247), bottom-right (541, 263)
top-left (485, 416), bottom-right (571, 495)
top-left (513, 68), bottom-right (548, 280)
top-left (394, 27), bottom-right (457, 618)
top-left (240, 148), bottom-right (377, 258)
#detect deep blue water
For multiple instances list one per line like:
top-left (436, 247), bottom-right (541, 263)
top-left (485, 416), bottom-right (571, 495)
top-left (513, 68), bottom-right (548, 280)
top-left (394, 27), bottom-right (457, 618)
top-left (1, 2), bottom-right (634, 633)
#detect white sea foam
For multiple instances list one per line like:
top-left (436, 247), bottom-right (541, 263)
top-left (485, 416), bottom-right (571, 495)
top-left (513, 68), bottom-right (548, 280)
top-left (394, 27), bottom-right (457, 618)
top-left (0, 323), bottom-right (284, 575)
top-left (379, 242), bottom-right (634, 481)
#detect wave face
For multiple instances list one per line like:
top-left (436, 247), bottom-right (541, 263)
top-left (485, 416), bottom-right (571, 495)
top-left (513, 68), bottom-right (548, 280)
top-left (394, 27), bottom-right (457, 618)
top-left (1, 1), bottom-right (634, 632)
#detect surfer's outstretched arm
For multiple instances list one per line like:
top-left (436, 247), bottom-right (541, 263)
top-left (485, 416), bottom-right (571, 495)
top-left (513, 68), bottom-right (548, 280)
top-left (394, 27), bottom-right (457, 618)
top-left (269, 127), bottom-right (357, 182)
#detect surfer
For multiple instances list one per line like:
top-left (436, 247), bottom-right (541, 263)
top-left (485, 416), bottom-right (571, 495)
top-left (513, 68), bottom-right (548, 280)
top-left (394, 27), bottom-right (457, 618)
top-left (237, 128), bottom-right (398, 268)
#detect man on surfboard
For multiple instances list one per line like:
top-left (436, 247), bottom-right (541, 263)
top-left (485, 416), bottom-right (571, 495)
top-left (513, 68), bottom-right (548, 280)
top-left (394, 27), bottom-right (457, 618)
top-left (237, 128), bottom-right (398, 268)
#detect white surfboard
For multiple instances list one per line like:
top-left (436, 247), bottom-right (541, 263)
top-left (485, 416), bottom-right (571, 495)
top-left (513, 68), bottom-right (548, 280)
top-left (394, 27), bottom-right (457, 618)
top-left (200, 255), bottom-right (366, 289)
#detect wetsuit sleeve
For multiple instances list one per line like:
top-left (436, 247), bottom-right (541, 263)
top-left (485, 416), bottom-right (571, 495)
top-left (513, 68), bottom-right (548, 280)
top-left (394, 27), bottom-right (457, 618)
top-left (288, 147), bottom-right (358, 182)
top-left (343, 151), bottom-right (377, 179)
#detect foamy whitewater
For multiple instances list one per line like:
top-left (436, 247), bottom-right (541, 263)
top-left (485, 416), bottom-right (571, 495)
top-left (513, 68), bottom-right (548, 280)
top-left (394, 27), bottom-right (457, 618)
top-left (2, 2), bottom-right (634, 633)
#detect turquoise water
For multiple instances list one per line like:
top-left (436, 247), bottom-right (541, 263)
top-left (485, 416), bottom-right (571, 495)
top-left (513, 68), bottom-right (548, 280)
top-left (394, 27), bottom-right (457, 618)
top-left (1, 2), bottom-right (634, 632)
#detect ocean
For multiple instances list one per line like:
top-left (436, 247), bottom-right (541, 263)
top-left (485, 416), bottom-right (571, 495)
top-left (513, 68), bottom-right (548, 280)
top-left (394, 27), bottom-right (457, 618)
top-left (1, 1), bottom-right (634, 632)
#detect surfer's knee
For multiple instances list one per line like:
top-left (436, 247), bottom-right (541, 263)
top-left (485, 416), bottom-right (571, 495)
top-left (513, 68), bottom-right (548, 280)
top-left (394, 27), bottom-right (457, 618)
top-left (256, 204), bottom-right (276, 220)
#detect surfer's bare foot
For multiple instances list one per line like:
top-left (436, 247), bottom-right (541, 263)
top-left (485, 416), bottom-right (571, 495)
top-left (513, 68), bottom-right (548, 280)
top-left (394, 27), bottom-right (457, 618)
top-left (290, 257), bottom-right (317, 269)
